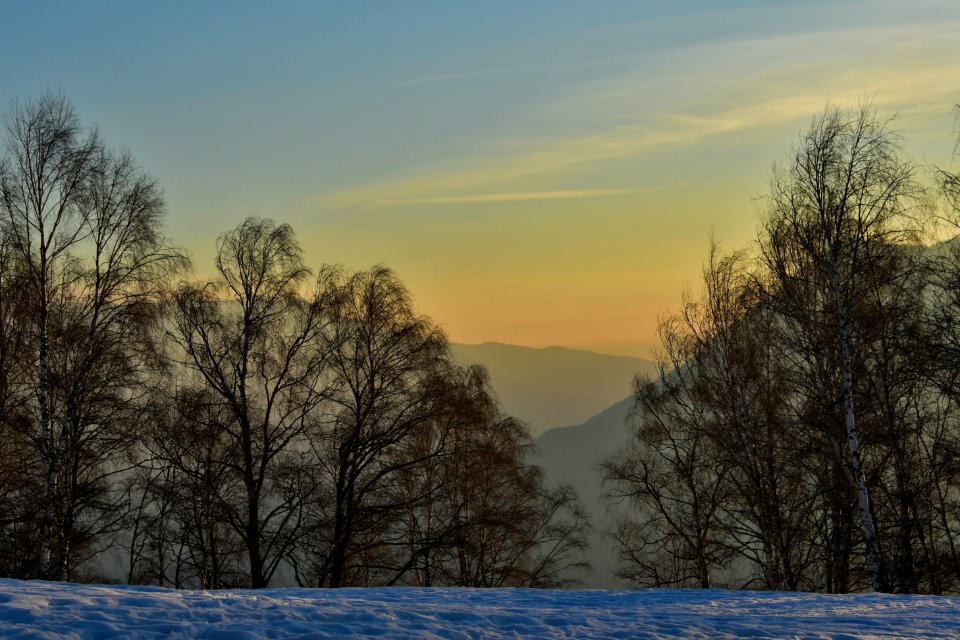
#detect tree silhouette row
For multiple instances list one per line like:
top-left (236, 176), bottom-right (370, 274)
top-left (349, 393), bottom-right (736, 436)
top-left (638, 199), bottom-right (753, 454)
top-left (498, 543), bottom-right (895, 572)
top-left (0, 94), bottom-right (587, 588)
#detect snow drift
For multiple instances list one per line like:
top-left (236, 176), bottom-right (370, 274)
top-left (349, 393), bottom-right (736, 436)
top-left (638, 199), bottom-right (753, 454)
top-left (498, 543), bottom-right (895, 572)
top-left (1, 579), bottom-right (959, 639)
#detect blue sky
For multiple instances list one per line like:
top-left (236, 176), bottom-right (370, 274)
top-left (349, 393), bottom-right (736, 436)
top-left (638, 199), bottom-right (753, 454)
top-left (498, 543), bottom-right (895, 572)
top-left (3, 1), bottom-right (959, 355)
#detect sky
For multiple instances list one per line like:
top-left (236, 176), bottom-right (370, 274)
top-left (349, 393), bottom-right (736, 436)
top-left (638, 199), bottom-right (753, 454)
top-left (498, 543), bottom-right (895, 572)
top-left (2, 1), bottom-right (960, 357)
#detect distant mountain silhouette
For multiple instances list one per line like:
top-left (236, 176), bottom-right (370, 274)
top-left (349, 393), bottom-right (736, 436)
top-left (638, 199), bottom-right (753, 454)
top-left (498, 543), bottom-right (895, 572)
top-left (449, 342), bottom-right (655, 437)
top-left (449, 342), bottom-right (653, 585)
top-left (535, 397), bottom-right (635, 588)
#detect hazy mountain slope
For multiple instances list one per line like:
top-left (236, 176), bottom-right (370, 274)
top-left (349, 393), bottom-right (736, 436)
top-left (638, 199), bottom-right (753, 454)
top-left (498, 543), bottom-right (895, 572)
top-left (535, 397), bottom-right (635, 588)
top-left (450, 342), bottom-right (654, 437)
top-left (449, 341), bottom-right (652, 584)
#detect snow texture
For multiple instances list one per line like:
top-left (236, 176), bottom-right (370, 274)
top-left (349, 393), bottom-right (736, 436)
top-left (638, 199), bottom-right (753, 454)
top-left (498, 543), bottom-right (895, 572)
top-left (1, 579), bottom-right (959, 639)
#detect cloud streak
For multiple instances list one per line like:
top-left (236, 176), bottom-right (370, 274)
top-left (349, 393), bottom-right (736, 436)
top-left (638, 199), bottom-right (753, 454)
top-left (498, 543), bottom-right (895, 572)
top-left (390, 67), bottom-right (516, 88)
top-left (376, 188), bottom-right (641, 205)
top-left (322, 10), bottom-right (960, 211)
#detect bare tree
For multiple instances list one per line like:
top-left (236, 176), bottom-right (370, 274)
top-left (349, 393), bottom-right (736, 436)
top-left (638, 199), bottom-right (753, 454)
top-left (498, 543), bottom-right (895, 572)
top-left (0, 238), bottom-right (39, 576)
top-left (760, 103), bottom-right (922, 592)
top-left (605, 239), bottom-right (876, 591)
top-left (0, 94), bottom-right (99, 577)
top-left (682, 245), bottom-right (820, 590)
top-left (54, 145), bottom-right (187, 580)
top-left (0, 94), bottom-right (186, 579)
top-left (603, 252), bottom-right (738, 589)
top-left (305, 265), bottom-right (448, 587)
top-left (130, 386), bottom-right (247, 588)
top-left (168, 217), bottom-right (328, 588)
top-left (395, 364), bottom-right (588, 588)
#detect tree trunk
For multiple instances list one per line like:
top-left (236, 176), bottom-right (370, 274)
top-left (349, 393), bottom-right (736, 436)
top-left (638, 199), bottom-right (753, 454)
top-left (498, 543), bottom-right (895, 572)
top-left (37, 297), bottom-right (57, 579)
top-left (246, 505), bottom-right (265, 588)
top-left (832, 254), bottom-right (886, 592)
top-left (244, 463), bottom-right (265, 588)
top-left (240, 415), bottom-right (266, 588)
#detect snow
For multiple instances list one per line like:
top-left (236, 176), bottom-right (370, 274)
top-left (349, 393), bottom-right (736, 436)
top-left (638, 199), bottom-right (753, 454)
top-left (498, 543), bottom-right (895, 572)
top-left (1, 579), bottom-right (958, 639)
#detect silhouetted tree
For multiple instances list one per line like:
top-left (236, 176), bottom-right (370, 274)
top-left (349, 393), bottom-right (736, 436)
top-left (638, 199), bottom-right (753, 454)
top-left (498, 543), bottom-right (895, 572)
top-left (607, 105), bottom-right (942, 593)
top-left (129, 386), bottom-right (247, 588)
top-left (687, 247), bottom-right (820, 591)
top-left (0, 94), bottom-right (186, 579)
top-left (604, 246), bottom-right (762, 588)
top-left (0, 94), bottom-right (100, 578)
top-left (759, 103), bottom-right (921, 592)
top-left (303, 265), bottom-right (448, 587)
top-left (0, 238), bottom-right (39, 576)
top-left (395, 364), bottom-right (588, 587)
top-left (168, 217), bottom-right (329, 588)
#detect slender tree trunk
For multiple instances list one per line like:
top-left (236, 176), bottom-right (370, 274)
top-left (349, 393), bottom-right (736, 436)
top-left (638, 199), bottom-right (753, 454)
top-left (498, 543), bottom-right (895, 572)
top-left (241, 429), bottom-right (265, 588)
top-left (37, 289), bottom-right (58, 579)
top-left (832, 254), bottom-right (886, 592)
top-left (60, 459), bottom-right (76, 582)
top-left (246, 496), bottom-right (265, 588)
top-left (328, 528), bottom-right (343, 587)
top-left (327, 421), bottom-right (362, 588)
top-left (206, 485), bottom-right (220, 589)
top-left (328, 468), bottom-right (354, 588)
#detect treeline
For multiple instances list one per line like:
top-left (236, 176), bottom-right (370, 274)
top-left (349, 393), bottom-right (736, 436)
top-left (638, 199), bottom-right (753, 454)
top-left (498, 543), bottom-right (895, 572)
top-left (0, 94), bottom-right (588, 588)
top-left (604, 103), bottom-right (960, 594)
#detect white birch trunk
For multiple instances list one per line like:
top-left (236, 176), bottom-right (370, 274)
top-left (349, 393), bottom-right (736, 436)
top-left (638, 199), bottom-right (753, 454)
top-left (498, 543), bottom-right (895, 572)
top-left (832, 252), bottom-right (885, 592)
top-left (37, 292), bottom-right (57, 579)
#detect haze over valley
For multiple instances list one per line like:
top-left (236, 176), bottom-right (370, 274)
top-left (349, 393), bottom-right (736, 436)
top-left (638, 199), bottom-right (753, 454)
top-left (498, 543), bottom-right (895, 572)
top-left (450, 342), bottom-right (654, 437)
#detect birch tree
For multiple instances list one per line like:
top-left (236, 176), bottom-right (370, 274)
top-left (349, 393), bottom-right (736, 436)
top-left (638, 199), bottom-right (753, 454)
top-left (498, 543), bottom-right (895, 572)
top-left (307, 266), bottom-right (448, 588)
top-left (760, 103), bottom-right (921, 592)
top-left (0, 94), bottom-right (98, 577)
top-left (1, 94), bottom-right (186, 579)
top-left (396, 364), bottom-right (588, 588)
top-left (603, 245), bottom-right (786, 589)
top-left (0, 238), bottom-right (37, 576)
top-left (169, 217), bottom-right (330, 588)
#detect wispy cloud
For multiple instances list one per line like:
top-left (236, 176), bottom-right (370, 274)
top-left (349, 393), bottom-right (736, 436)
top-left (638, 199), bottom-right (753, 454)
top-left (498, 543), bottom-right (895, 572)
top-left (390, 67), bottom-right (516, 88)
top-left (388, 57), bottom-right (626, 89)
top-left (322, 10), bottom-right (960, 211)
top-left (377, 188), bottom-right (640, 206)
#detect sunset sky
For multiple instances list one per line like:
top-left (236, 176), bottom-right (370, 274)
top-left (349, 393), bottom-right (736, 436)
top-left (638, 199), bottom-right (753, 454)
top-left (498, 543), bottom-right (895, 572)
top-left (3, 1), bottom-right (960, 356)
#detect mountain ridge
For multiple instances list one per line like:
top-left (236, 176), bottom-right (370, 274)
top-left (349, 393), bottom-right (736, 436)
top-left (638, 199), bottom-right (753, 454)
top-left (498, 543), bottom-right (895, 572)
top-left (448, 341), bottom-right (650, 585)
top-left (454, 340), bottom-right (650, 362)
top-left (535, 396), bottom-right (635, 588)
top-left (449, 342), bottom-right (654, 437)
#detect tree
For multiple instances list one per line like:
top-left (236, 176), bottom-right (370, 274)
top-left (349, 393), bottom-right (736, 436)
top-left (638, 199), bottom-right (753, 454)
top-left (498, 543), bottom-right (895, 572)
top-left (604, 103), bottom-right (957, 594)
top-left (393, 364), bottom-right (588, 587)
top-left (304, 265), bottom-right (448, 587)
top-left (0, 94), bottom-right (99, 578)
top-left (0, 238), bottom-right (38, 576)
top-left (760, 103), bottom-right (922, 592)
top-left (128, 385), bottom-right (247, 588)
top-left (604, 245), bottom-right (771, 589)
top-left (682, 246), bottom-right (819, 591)
top-left (918, 108), bottom-right (960, 591)
top-left (0, 94), bottom-right (186, 579)
top-left (168, 217), bottom-right (328, 588)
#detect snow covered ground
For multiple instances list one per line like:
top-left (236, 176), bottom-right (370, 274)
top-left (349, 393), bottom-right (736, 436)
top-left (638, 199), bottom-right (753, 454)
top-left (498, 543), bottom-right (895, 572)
top-left (1, 579), bottom-right (959, 639)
